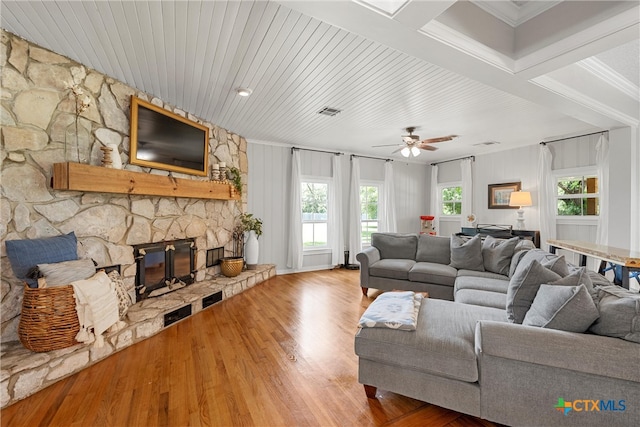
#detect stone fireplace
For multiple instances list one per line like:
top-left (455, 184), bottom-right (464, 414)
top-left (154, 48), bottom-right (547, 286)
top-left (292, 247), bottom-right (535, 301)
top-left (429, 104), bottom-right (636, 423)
top-left (134, 238), bottom-right (196, 301)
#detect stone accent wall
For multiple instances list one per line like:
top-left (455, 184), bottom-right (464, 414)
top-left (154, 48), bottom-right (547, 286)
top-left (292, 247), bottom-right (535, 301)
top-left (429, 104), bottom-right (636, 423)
top-left (1, 29), bottom-right (249, 342)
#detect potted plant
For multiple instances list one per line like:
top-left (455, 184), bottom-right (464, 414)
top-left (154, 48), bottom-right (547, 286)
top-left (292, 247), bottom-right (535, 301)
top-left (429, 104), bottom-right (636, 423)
top-left (227, 166), bottom-right (243, 196)
top-left (239, 213), bottom-right (262, 269)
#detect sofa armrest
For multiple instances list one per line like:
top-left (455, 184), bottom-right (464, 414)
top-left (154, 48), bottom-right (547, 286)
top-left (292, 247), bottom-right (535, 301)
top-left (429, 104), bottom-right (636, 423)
top-left (356, 246), bottom-right (381, 288)
top-left (475, 320), bottom-right (640, 383)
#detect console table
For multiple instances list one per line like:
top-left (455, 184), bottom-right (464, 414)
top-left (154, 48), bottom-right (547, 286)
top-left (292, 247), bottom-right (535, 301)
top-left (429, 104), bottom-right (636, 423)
top-left (547, 239), bottom-right (640, 290)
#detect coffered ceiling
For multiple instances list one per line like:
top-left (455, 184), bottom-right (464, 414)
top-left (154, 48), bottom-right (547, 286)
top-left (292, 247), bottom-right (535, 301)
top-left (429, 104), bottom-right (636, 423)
top-left (1, 1), bottom-right (638, 162)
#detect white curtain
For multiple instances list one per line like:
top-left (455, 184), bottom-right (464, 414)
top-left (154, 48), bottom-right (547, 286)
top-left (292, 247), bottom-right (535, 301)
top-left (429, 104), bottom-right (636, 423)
top-left (430, 165), bottom-right (439, 234)
top-left (328, 154), bottom-right (344, 266)
top-left (538, 144), bottom-right (556, 251)
top-left (460, 158), bottom-right (473, 228)
top-left (595, 133), bottom-right (609, 246)
top-left (286, 149), bottom-right (303, 270)
top-left (380, 160), bottom-right (397, 232)
top-left (348, 157), bottom-right (362, 264)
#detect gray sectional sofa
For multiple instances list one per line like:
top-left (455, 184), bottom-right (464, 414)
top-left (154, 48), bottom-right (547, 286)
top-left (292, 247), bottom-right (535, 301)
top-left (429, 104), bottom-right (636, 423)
top-left (355, 233), bottom-right (640, 426)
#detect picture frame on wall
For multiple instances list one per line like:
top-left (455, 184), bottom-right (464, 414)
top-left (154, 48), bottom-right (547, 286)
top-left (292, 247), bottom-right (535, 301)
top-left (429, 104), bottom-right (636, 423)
top-left (488, 182), bottom-right (521, 209)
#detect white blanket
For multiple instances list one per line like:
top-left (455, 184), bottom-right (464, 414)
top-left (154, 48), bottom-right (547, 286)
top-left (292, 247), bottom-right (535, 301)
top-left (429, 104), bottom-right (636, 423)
top-left (71, 271), bottom-right (120, 348)
top-left (358, 291), bottom-right (423, 331)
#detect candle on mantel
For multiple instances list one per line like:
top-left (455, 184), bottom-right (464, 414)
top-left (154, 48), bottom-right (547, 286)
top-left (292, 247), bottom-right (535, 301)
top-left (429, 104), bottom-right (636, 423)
top-left (212, 164), bottom-right (219, 169)
top-left (219, 162), bottom-right (226, 168)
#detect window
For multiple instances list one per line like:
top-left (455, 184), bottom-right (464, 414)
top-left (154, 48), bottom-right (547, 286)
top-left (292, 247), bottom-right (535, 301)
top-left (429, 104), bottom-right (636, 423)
top-left (301, 181), bottom-right (328, 248)
top-left (439, 184), bottom-right (462, 216)
top-left (555, 174), bottom-right (599, 216)
top-left (360, 184), bottom-right (379, 247)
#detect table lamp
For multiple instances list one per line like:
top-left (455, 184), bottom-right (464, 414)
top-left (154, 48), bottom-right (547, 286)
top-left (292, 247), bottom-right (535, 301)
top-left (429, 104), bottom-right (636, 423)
top-left (509, 191), bottom-right (532, 230)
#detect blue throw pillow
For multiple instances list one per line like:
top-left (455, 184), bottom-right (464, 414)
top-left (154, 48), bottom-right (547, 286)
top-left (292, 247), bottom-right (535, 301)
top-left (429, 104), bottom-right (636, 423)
top-left (5, 232), bottom-right (78, 287)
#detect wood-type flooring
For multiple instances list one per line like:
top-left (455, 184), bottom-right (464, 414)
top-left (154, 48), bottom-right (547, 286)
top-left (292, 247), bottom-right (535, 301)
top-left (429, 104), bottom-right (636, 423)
top-left (1, 269), bottom-right (496, 427)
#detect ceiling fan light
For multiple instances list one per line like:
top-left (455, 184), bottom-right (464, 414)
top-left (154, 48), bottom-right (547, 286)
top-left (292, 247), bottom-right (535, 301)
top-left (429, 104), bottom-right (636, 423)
top-left (401, 147), bottom-right (411, 157)
top-left (411, 146), bottom-right (420, 157)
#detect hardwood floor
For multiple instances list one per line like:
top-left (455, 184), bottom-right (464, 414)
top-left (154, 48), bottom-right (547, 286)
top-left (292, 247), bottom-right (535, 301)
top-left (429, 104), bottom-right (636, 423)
top-left (1, 269), bottom-right (495, 427)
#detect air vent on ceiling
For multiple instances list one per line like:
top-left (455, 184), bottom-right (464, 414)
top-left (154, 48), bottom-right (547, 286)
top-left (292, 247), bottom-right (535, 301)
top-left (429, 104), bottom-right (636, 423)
top-left (317, 107), bottom-right (342, 117)
top-left (473, 141), bottom-right (501, 146)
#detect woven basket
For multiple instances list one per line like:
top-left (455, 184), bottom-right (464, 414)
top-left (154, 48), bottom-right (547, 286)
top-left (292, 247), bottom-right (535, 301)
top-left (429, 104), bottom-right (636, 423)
top-left (18, 284), bottom-right (80, 352)
top-left (220, 257), bottom-right (244, 277)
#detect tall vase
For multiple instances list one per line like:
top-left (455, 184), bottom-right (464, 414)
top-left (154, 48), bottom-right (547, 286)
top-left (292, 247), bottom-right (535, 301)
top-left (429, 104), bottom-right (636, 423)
top-left (65, 119), bottom-right (90, 164)
top-left (244, 230), bottom-right (259, 270)
top-left (108, 143), bottom-right (122, 169)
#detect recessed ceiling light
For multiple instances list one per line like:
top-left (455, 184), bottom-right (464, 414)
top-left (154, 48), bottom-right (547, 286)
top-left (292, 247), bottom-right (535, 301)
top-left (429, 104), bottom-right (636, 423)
top-left (235, 87), bottom-right (253, 97)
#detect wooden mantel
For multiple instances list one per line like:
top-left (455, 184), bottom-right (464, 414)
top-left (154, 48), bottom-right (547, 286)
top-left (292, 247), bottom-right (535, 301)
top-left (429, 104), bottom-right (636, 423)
top-left (52, 162), bottom-right (240, 200)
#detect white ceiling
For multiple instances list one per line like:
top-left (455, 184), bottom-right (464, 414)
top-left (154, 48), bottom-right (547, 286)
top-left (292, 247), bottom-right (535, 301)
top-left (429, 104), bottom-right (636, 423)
top-left (1, 0), bottom-right (638, 162)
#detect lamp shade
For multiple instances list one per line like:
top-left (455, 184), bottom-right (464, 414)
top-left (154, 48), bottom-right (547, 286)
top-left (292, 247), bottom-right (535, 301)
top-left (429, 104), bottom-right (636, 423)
top-left (509, 191), bottom-right (532, 207)
top-left (401, 147), bottom-right (411, 157)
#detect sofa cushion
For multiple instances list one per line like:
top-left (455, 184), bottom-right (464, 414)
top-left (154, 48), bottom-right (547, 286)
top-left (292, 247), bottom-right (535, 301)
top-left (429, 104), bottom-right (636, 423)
top-left (454, 289), bottom-right (507, 309)
top-left (549, 267), bottom-right (596, 298)
top-left (513, 249), bottom-right (567, 278)
top-left (355, 299), bottom-right (506, 383)
top-left (482, 236), bottom-right (518, 276)
top-left (370, 259), bottom-right (416, 280)
top-left (506, 260), bottom-right (562, 323)
top-left (454, 276), bottom-right (509, 294)
top-left (449, 234), bottom-right (484, 272)
top-left (589, 285), bottom-right (640, 343)
top-left (540, 255), bottom-right (570, 277)
top-left (372, 233), bottom-right (418, 260)
top-left (523, 284), bottom-right (599, 332)
top-left (5, 232), bottom-right (78, 287)
top-left (408, 262), bottom-right (457, 286)
top-left (457, 269), bottom-right (508, 281)
top-left (416, 235), bottom-right (451, 264)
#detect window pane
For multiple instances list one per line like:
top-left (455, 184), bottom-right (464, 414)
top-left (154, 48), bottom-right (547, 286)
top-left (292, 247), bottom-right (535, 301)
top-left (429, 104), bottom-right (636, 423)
top-left (302, 223), bottom-right (315, 247)
top-left (557, 177), bottom-right (583, 196)
top-left (301, 182), bottom-right (328, 215)
top-left (585, 177), bottom-right (598, 194)
top-left (557, 198), bottom-right (583, 216)
top-left (442, 186), bottom-right (461, 201)
top-left (585, 197), bottom-right (599, 215)
top-left (314, 223), bottom-right (327, 246)
top-left (361, 221), bottom-right (378, 246)
top-left (360, 186), bottom-right (378, 221)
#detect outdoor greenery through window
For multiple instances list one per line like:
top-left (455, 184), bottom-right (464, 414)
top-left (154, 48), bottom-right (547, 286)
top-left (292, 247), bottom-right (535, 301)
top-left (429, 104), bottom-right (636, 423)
top-left (301, 182), bottom-right (328, 248)
top-left (441, 185), bottom-right (462, 216)
top-left (556, 175), bottom-right (599, 216)
top-left (360, 185), bottom-right (379, 247)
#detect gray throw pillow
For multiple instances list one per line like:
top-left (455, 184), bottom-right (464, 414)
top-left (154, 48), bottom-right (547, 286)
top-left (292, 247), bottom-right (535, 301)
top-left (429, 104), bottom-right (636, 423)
top-left (506, 259), bottom-right (562, 323)
top-left (416, 234), bottom-right (450, 264)
top-left (550, 267), bottom-right (596, 299)
top-left (37, 259), bottom-right (96, 287)
top-left (523, 284), bottom-right (599, 332)
top-left (371, 233), bottom-right (418, 260)
top-left (449, 234), bottom-right (484, 272)
top-left (513, 249), bottom-right (568, 278)
top-left (482, 235), bottom-right (519, 276)
top-left (589, 285), bottom-right (640, 343)
top-left (541, 255), bottom-right (570, 277)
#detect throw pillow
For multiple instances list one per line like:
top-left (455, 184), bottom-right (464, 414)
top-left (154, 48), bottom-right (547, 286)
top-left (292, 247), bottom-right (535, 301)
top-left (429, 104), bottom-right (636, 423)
top-left (541, 255), bottom-right (570, 277)
top-left (482, 235), bottom-right (519, 276)
top-left (358, 291), bottom-right (423, 331)
top-left (506, 259), bottom-right (562, 323)
top-left (5, 232), bottom-right (78, 287)
top-left (523, 284), bottom-right (599, 333)
top-left (549, 267), bottom-right (596, 299)
top-left (371, 233), bottom-right (418, 260)
top-left (513, 249), bottom-right (567, 278)
top-left (449, 234), bottom-right (484, 272)
top-left (589, 285), bottom-right (640, 343)
top-left (37, 259), bottom-right (97, 287)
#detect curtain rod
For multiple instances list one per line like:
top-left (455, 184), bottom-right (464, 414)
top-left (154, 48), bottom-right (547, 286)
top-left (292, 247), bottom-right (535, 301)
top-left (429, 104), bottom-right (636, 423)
top-left (540, 130), bottom-right (607, 145)
top-left (430, 155), bottom-right (474, 166)
top-left (350, 154), bottom-right (392, 162)
top-left (291, 147), bottom-right (343, 155)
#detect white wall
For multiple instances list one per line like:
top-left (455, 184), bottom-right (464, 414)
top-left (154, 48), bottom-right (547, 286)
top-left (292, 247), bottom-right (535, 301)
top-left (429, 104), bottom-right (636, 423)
top-left (247, 142), bottom-right (427, 273)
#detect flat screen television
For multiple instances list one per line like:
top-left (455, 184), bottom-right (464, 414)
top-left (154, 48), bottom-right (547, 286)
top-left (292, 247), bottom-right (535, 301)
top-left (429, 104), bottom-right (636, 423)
top-left (130, 96), bottom-right (209, 176)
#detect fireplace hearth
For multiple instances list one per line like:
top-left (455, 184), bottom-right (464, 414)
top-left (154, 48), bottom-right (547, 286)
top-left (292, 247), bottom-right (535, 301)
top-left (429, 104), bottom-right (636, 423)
top-left (133, 239), bottom-right (196, 301)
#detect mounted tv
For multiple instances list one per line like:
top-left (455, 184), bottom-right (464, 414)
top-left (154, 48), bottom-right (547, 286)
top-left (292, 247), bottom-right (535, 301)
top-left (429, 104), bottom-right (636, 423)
top-left (130, 96), bottom-right (209, 176)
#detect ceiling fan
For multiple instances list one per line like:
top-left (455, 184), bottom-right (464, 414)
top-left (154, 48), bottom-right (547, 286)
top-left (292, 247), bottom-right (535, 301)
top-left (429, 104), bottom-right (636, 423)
top-left (373, 127), bottom-right (458, 157)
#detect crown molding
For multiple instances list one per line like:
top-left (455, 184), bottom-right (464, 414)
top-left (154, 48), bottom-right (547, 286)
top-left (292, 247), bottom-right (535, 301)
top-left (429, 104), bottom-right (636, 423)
top-left (577, 57), bottom-right (640, 102)
top-left (419, 21), bottom-right (515, 73)
top-left (471, 0), bottom-right (562, 27)
top-left (532, 75), bottom-right (639, 127)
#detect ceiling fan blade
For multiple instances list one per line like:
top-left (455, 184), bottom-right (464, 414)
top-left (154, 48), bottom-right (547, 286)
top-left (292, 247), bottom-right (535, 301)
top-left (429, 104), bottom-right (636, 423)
top-left (391, 147), bottom-right (404, 154)
top-left (418, 144), bottom-right (438, 151)
top-left (372, 143), bottom-right (403, 148)
top-left (420, 135), bottom-right (458, 144)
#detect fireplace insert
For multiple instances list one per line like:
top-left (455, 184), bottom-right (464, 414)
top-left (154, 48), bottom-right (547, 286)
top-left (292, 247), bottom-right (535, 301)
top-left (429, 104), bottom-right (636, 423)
top-left (133, 239), bottom-right (196, 301)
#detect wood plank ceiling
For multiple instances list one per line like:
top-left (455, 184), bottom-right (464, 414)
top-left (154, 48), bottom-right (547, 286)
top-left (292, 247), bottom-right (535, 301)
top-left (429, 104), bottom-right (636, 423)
top-left (1, 1), bottom-right (638, 161)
